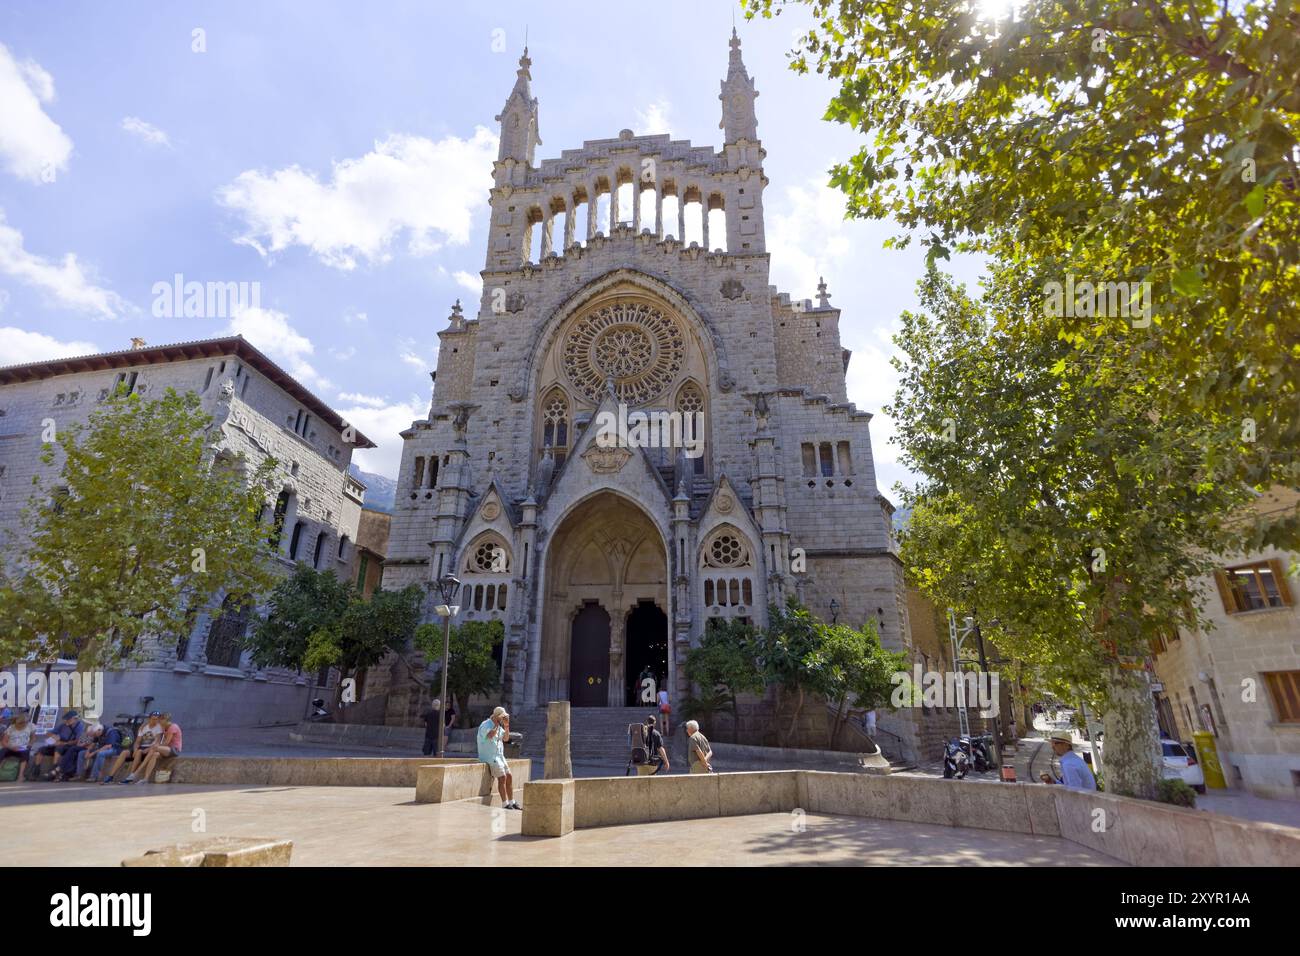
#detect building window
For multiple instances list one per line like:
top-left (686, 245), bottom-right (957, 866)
top-left (288, 521), bottom-right (304, 560)
top-left (1263, 671), bottom-right (1300, 724)
top-left (338, 535), bottom-right (349, 561)
top-left (313, 532), bottom-right (327, 569)
top-left (541, 387), bottom-right (570, 467)
top-left (413, 457), bottom-right (425, 489)
top-left (205, 594), bottom-right (251, 669)
top-left (1215, 560), bottom-right (1293, 613)
top-left (356, 553), bottom-right (370, 590)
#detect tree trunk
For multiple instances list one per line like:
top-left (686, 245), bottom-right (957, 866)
top-left (1100, 666), bottom-right (1162, 799)
top-left (829, 697), bottom-right (847, 748)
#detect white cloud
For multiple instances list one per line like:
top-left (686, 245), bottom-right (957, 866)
top-left (453, 270), bottom-right (481, 296)
top-left (399, 350), bottom-right (427, 370)
top-left (222, 305), bottom-right (331, 391)
top-left (336, 391), bottom-right (388, 408)
top-left (329, 345), bottom-right (356, 361)
top-left (0, 209), bottom-right (128, 318)
top-left (342, 310), bottom-right (367, 325)
top-left (217, 128), bottom-right (498, 270)
top-left (120, 116), bottom-right (171, 148)
top-left (339, 396), bottom-right (426, 478)
top-left (0, 326), bottom-right (98, 366)
top-left (635, 100), bottom-right (672, 136)
top-left (765, 175), bottom-right (855, 297)
top-left (0, 44), bottom-right (72, 183)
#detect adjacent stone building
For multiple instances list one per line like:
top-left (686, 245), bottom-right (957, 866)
top-left (1151, 488), bottom-right (1300, 799)
top-left (0, 336), bottom-right (375, 727)
top-left (382, 34), bottom-right (916, 750)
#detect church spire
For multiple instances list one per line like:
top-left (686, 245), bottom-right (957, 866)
top-left (495, 47), bottom-right (541, 165)
top-left (719, 28), bottom-right (759, 143)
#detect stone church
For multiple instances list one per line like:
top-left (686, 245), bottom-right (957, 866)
top-left (382, 32), bottom-right (912, 748)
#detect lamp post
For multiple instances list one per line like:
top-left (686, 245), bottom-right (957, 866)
top-left (433, 573), bottom-right (461, 758)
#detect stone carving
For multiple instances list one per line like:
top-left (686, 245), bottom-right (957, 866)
top-left (581, 443), bottom-right (632, 474)
top-left (481, 500), bottom-right (501, 521)
top-left (505, 291), bottom-right (526, 314)
top-left (716, 493), bottom-right (734, 514)
top-left (720, 278), bottom-right (744, 300)
top-left (562, 301), bottom-right (686, 405)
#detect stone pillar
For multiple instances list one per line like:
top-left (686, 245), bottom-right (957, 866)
top-left (654, 183), bottom-right (663, 239)
top-left (632, 182), bottom-right (642, 233)
top-left (607, 603), bottom-right (625, 706)
top-left (540, 213), bottom-right (554, 258)
top-left (701, 201), bottom-right (710, 251)
top-left (544, 700), bottom-right (572, 779)
top-left (588, 183), bottom-right (599, 240)
top-left (563, 194), bottom-right (575, 249)
top-left (677, 191), bottom-right (686, 242)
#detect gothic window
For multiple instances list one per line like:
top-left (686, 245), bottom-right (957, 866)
top-left (205, 594), bottom-right (251, 668)
top-left (288, 521), bottom-right (304, 560)
top-left (705, 532), bottom-right (751, 569)
top-left (413, 457), bottom-right (425, 489)
top-left (701, 528), bottom-right (757, 620)
top-left (541, 388), bottom-right (570, 467)
top-left (676, 382), bottom-right (706, 475)
top-left (313, 531), bottom-right (327, 569)
top-left (561, 301), bottom-right (686, 406)
top-left (472, 540), bottom-right (510, 573)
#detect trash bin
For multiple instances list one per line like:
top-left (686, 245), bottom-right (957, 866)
top-left (1192, 731), bottom-right (1227, 790)
top-left (505, 733), bottom-right (523, 758)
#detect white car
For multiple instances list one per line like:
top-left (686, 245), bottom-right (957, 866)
top-left (1161, 739), bottom-right (1206, 793)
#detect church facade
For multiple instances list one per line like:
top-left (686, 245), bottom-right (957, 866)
top-left (382, 34), bottom-right (912, 743)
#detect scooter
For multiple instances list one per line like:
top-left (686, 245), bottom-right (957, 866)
top-left (943, 738), bottom-right (970, 779)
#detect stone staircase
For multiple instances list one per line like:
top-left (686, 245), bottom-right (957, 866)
top-left (516, 706), bottom-right (671, 768)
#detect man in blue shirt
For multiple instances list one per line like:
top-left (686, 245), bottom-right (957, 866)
top-left (477, 706), bottom-right (519, 810)
top-left (1042, 730), bottom-right (1097, 790)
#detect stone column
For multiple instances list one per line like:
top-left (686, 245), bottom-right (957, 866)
top-left (544, 700), bottom-right (572, 779)
top-left (607, 603), bottom-right (625, 706)
top-left (632, 182), bottom-right (642, 234)
top-left (563, 194), bottom-right (575, 249)
top-left (701, 201), bottom-right (710, 251)
top-left (588, 183), bottom-right (599, 240)
top-left (654, 183), bottom-right (663, 240)
top-left (540, 213), bottom-right (554, 258)
top-left (677, 190), bottom-right (686, 242)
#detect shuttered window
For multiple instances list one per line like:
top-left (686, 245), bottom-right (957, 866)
top-left (1214, 560), bottom-right (1294, 614)
top-left (1262, 671), bottom-right (1300, 724)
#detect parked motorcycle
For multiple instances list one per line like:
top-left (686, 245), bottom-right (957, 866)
top-left (966, 733), bottom-right (996, 773)
top-left (943, 738), bottom-right (970, 779)
top-left (307, 698), bottom-right (333, 723)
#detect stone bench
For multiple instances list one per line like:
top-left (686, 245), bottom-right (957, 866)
top-left (121, 837), bottom-right (293, 867)
top-left (414, 758), bottom-right (532, 804)
top-left (519, 770), bottom-right (1300, 866)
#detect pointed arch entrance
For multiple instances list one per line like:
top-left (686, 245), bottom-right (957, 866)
top-left (539, 492), bottom-right (668, 706)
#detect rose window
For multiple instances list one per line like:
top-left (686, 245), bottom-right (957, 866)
top-left (562, 301), bottom-right (686, 405)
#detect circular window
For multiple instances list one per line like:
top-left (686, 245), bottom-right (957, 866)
top-left (562, 301), bottom-right (686, 406)
top-left (473, 542), bottom-right (508, 573)
top-left (709, 534), bottom-right (744, 567)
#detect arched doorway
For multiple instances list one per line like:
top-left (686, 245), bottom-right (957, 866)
top-left (569, 602), bottom-right (611, 707)
top-left (625, 601), bottom-right (668, 706)
top-left (538, 492), bottom-right (668, 706)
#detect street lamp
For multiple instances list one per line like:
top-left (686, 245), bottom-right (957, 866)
top-left (432, 573), bottom-right (461, 758)
top-left (829, 598), bottom-right (840, 625)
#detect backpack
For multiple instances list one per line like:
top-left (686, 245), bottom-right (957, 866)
top-left (628, 723), bottom-right (649, 765)
top-left (116, 726), bottom-right (134, 751)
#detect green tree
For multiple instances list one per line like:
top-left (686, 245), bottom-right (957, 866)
top-left (814, 618), bottom-right (907, 747)
top-left (892, 271), bottom-right (1252, 797)
top-left (247, 564), bottom-right (352, 671)
top-left (0, 387), bottom-right (276, 667)
top-left (304, 585), bottom-right (424, 708)
top-left (682, 619), bottom-right (765, 742)
top-left (753, 599), bottom-right (832, 746)
top-left (749, 0), bottom-right (1299, 546)
top-left (415, 618), bottom-right (503, 717)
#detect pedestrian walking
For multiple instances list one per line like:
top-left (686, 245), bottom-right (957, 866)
top-left (685, 719), bottom-right (713, 774)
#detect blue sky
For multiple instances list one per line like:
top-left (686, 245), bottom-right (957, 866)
top-left (0, 0), bottom-right (984, 493)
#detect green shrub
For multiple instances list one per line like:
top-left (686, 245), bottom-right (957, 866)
top-left (1156, 778), bottom-right (1197, 808)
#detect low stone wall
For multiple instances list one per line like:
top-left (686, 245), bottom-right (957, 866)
top-left (520, 770), bottom-right (1300, 866)
top-left (414, 759), bottom-right (533, 804)
top-left (289, 721), bottom-right (477, 752)
top-left (169, 755), bottom-right (472, 787)
top-left (710, 741), bottom-right (890, 774)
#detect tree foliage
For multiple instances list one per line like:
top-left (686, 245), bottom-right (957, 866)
top-left (0, 387), bottom-right (276, 667)
top-left (415, 618), bottom-right (503, 716)
top-left (750, 0), bottom-right (1299, 544)
top-left (304, 584), bottom-right (424, 706)
top-left (683, 619), bottom-right (765, 741)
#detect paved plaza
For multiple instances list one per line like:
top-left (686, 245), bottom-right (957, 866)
top-left (1, 781), bottom-right (1120, 867)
